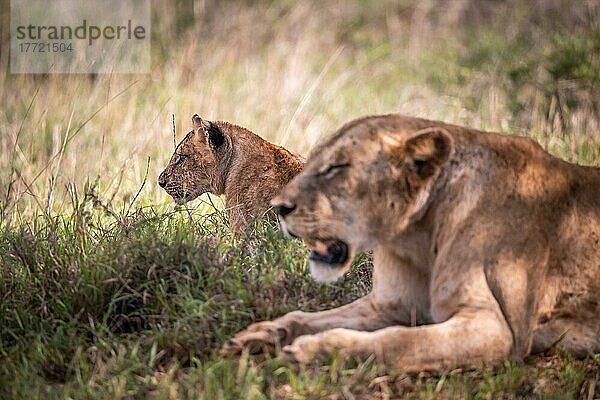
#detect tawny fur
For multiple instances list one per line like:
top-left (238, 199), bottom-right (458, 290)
top-left (222, 114), bottom-right (600, 372)
top-left (158, 115), bottom-right (304, 232)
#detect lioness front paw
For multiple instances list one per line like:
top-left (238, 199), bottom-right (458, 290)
top-left (221, 321), bottom-right (290, 357)
top-left (281, 328), bottom-right (372, 365)
top-left (281, 334), bottom-right (328, 364)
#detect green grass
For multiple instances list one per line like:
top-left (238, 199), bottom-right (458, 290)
top-left (1, 1), bottom-right (600, 398)
top-left (0, 201), bottom-right (598, 399)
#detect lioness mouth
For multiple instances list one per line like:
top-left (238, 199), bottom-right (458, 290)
top-left (307, 239), bottom-right (349, 266)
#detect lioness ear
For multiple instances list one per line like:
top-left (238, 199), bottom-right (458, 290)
top-left (192, 114), bottom-right (225, 149)
top-left (383, 127), bottom-right (454, 178)
top-left (404, 127), bottom-right (454, 178)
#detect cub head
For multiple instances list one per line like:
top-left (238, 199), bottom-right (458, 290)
top-left (271, 115), bottom-right (454, 282)
top-left (158, 114), bottom-right (230, 204)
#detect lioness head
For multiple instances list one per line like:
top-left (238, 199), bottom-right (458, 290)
top-left (271, 115), bottom-right (454, 282)
top-left (158, 114), bottom-right (230, 204)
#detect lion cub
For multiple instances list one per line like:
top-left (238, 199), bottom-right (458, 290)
top-left (158, 115), bottom-right (304, 232)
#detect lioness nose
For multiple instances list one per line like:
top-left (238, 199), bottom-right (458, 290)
top-left (276, 203), bottom-right (296, 217)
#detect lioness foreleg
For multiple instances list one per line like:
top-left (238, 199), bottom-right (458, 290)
top-left (221, 294), bottom-right (402, 356)
top-left (282, 308), bottom-right (513, 372)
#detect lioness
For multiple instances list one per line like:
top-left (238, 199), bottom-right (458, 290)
top-left (223, 114), bottom-right (600, 371)
top-left (158, 115), bottom-right (304, 232)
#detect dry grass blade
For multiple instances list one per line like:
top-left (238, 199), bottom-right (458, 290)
top-left (125, 156), bottom-right (151, 220)
top-left (5, 84), bottom-right (41, 205)
top-left (172, 114), bottom-right (177, 151)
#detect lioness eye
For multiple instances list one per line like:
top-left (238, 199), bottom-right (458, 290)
top-left (318, 163), bottom-right (349, 178)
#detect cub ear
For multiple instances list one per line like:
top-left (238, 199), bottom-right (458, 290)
top-left (383, 127), bottom-right (454, 178)
top-left (192, 114), bottom-right (211, 130)
top-left (206, 123), bottom-right (225, 148)
top-left (192, 114), bottom-right (225, 149)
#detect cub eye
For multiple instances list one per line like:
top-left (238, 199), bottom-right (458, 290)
top-left (317, 163), bottom-right (349, 178)
top-left (174, 154), bottom-right (189, 165)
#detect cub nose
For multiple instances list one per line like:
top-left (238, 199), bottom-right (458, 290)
top-left (275, 202), bottom-right (296, 217)
top-left (158, 174), bottom-right (167, 188)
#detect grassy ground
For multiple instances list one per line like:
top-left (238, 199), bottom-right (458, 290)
top-left (1, 1), bottom-right (599, 398)
top-left (0, 208), bottom-right (598, 399)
